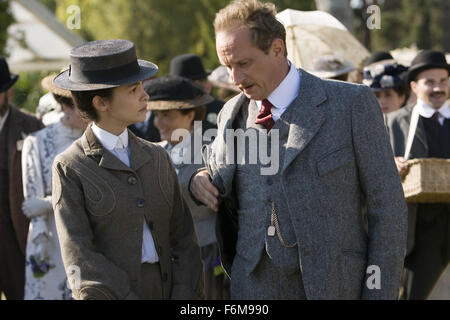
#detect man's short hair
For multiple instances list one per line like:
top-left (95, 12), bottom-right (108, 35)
top-left (213, 0), bottom-right (287, 57)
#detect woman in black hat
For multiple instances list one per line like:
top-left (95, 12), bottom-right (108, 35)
top-left (147, 75), bottom-right (229, 300)
top-left (363, 60), bottom-right (409, 114)
top-left (51, 40), bottom-right (203, 300)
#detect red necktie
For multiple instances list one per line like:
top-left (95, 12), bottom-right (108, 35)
top-left (255, 99), bottom-right (275, 131)
top-left (432, 112), bottom-right (442, 126)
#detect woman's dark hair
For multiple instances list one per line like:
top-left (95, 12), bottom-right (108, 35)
top-left (71, 88), bottom-right (114, 121)
top-left (52, 93), bottom-right (74, 109)
top-left (180, 106), bottom-right (206, 123)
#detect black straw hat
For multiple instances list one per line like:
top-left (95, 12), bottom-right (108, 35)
top-left (145, 75), bottom-right (214, 110)
top-left (53, 39), bottom-right (158, 91)
top-left (407, 50), bottom-right (450, 83)
top-left (0, 57), bottom-right (19, 93)
top-left (170, 53), bottom-right (210, 81)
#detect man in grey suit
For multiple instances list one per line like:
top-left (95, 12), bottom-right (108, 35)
top-left (386, 50), bottom-right (450, 299)
top-left (190, 0), bottom-right (407, 300)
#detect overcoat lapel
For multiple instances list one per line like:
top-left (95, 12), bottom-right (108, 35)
top-left (281, 70), bottom-right (327, 173)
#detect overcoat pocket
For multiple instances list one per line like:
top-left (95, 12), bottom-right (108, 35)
top-left (317, 146), bottom-right (353, 177)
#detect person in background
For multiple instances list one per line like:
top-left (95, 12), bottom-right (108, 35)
top-left (147, 75), bottom-right (229, 299)
top-left (0, 56), bottom-right (43, 300)
top-left (170, 53), bottom-right (223, 128)
top-left (51, 39), bottom-right (203, 300)
top-left (208, 65), bottom-right (241, 102)
top-left (307, 55), bottom-right (355, 82)
top-left (21, 72), bottom-right (88, 300)
top-left (386, 50), bottom-right (450, 300)
top-left (363, 60), bottom-right (409, 114)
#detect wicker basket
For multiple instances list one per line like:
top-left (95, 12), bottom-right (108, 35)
top-left (402, 158), bottom-right (450, 203)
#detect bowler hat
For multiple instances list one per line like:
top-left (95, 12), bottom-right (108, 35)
top-left (53, 39), bottom-right (158, 91)
top-left (407, 50), bottom-right (450, 83)
top-left (170, 53), bottom-right (210, 81)
top-left (0, 57), bottom-right (19, 93)
top-left (146, 75), bottom-right (214, 110)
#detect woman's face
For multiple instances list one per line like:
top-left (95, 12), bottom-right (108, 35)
top-left (153, 109), bottom-right (195, 145)
top-left (374, 88), bottom-right (406, 114)
top-left (95, 82), bottom-right (149, 134)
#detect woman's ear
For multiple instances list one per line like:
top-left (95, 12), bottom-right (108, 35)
top-left (92, 95), bottom-right (108, 113)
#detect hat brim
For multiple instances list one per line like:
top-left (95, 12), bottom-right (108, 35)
top-left (147, 94), bottom-right (214, 111)
top-left (53, 60), bottom-right (158, 91)
top-left (0, 74), bottom-right (19, 93)
top-left (41, 74), bottom-right (72, 98)
top-left (309, 65), bottom-right (355, 79)
top-left (407, 63), bottom-right (450, 83)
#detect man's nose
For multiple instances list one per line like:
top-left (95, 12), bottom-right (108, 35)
top-left (231, 68), bottom-right (244, 85)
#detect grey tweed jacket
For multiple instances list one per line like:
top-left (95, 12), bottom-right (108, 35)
top-left (203, 69), bottom-right (408, 299)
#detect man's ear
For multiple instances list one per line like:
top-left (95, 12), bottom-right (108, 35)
top-left (271, 38), bottom-right (285, 58)
top-left (92, 95), bottom-right (108, 113)
top-left (410, 81), bottom-right (418, 96)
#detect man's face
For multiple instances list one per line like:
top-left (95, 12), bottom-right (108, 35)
top-left (0, 88), bottom-right (11, 116)
top-left (411, 68), bottom-right (449, 109)
top-left (216, 26), bottom-right (285, 101)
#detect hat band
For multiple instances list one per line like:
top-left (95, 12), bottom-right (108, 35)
top-left (70, 60), bottom-right (141, 84)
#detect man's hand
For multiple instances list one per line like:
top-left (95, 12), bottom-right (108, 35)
top-left (394, 157), bottom-right (409, 180)
top-left (191, 169), bottom-right (219, 212)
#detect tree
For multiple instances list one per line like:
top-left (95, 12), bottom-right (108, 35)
top-left (0, 0), bottom-right (14, 56)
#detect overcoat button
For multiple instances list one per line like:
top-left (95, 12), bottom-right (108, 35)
top-left (136, 199), bottom-right (145, 208)
top-left (127, 176), bottom-right (137, 185)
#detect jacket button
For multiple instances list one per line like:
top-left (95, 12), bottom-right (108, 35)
top-left (266, 178), bottom-right (273, 185)
top-left (136, 199), bottom-right (145, 208)
top-left (127, 176), bottom-right (137, 185)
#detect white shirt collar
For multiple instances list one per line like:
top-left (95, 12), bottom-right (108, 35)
top-left (91, 122), bottom-right (129, 150)
top-left (416, 99), bottom-right (450, 119)
top-left (0, 108), bottom-right (10, 133)
top-left (256, 60), bottom-right (301, 110)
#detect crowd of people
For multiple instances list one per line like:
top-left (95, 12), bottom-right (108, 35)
top-left (0, 0), bottom-right (449, 300)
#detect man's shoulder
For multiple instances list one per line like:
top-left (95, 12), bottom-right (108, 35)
top-left (386, 104), bottom-right (413, 124)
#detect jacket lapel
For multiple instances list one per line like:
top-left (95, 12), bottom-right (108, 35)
top-left (281, 70), bottom-right (327, 173)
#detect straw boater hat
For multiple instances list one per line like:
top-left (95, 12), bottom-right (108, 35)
top-left (207, 65), bottom-right (240, 92)
top-left (308, 55), bottom-right (355, 79)
top-left (41, 70), bottom-right (72, 98)
top-left (53, 39), bottom-right (158, 91)
top-left (145, 75), bottom-right (214, 111)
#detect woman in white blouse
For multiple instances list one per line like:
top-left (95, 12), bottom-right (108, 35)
top-left (21, 74), bottom-right (87, 300)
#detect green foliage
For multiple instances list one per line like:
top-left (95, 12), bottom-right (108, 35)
top-left (12, 71), bottom-right (53, 113)
top-left (0, 0), bottom-right (14, 57)
top-left (368, 0), bottom-right (444, 51)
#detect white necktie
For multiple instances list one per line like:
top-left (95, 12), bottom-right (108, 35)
top-left (113, 139), bottom-right (130, 167)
